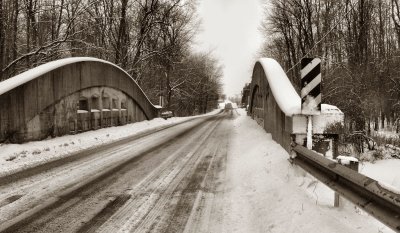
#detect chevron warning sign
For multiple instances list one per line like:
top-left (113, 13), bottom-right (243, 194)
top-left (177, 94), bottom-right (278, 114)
top-left (301, 58), bottom-right (321, 115)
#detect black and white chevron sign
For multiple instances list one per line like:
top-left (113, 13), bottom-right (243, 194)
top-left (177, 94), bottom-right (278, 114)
top-left (301, 58), bottom-right (321, 115)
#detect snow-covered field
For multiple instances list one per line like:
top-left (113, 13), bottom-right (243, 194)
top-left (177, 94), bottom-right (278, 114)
top-left (0, 110), bottom-right (220, 176)
top-left (223, 108), bottom-right (391, 232)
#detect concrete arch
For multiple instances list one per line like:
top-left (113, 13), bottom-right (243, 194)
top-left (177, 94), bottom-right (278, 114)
top-left (249, 58), bottom-right (344, 152)
top-left (0, 57), bottom-right (160, 142)
top-left (249, 58), bottom-right (301, 152)
top-left (249, 84), bottom-right (258, 114)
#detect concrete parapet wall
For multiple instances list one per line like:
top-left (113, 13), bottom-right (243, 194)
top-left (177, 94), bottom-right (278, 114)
top-left (0, 58), bottom-right (159, 143)
top-left (249, 59), bottom-right (344, 154)
top-left (249, 61), bottom-right (293, 152)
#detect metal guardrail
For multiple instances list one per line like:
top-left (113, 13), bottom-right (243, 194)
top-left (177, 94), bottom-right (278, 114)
top-left (292, 145), bottom-right (400, 232)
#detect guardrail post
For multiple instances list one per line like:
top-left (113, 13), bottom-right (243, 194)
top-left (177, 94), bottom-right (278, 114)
top-left (334, 192), bottom-right (340, 207)
top-left (334, 156), bottom-right (359, 207)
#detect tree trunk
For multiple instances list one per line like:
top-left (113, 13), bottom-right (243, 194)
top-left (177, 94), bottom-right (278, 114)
top-left (204, 94), bottom-right (209, 113)
top-left (28, 0), bottom-right (38, 48)
top-left (115, 0), bottom-right (129, 67)
top-left (12, 0), bottom-right (18, 62)
top-left (355, 118), bottom-right (365, 131)
top-left (166, 64), bottom-right (172, 109)
top-left (0, 0), bottom-right (4, 80)
top-left (367, 118), bottom-right (371, 135)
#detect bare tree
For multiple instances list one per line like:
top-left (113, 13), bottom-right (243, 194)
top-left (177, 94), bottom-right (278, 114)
top-left (0, 0), bottom-right (221, 116)
top-left (262, 0), bottom-right (400, 132)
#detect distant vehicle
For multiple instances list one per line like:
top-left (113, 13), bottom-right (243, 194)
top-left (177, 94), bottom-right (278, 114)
top-left (225, 103), bottom-right (232, 109)
top-left (161, 110), bottom-right (173, 119)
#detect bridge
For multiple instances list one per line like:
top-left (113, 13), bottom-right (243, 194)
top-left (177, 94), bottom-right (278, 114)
top-left (0, 57), bottom-right (160, 143)
top-left (0, 57), bottom-right (399, 232)
top-left (249, 58), bottom-right (400, 232)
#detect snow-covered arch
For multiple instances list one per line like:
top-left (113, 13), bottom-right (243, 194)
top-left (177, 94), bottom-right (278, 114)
top-left (0, 57), bottom-right (161, 143)
top-left (249, 58), bottom-right (344, 152)
top-left (259, 58), bottom-right (302, 115)
top-left (249, 58), bottom-right (300, 151)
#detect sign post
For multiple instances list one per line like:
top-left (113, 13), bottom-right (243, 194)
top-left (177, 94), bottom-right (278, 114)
top-left (301, 58), bottom-right (344, 206)
top-left (300, 58), bottom-right (321, 149)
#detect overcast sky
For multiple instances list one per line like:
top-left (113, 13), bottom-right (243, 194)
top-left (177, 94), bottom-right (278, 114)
top-left (193, 0), bottom-right (264, 97)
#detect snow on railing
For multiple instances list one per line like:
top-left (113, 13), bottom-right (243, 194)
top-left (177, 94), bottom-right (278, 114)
top-left (0, 57), bottom-right (158, 108)
top-left (258, 58), bottom-right (301, 116)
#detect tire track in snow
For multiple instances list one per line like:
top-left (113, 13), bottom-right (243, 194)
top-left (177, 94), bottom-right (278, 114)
top-left (97, 117), bottom-right (223, 233)
top-left (0, 116), bottom-right (220, 232)
top-left (181, 117), bottom-right (230, 233)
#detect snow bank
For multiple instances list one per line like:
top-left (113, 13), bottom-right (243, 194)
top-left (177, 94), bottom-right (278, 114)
top-left (258, 58), bottom-right (301, 116)
top-left (0, 57), bottom-right (158, 107)
top-left (360, 159), bottom-right (400, 191)
top-left (222, 108), bottom-right (390, 232)
top-left (0, 109), bottom-right (220, 176)
top-left (378, 181), bottom-right (400, 195)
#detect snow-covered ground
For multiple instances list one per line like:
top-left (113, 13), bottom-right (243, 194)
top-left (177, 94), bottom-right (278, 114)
top-left (357, 129), bottom-right (400, 191)
top-left (222, 108), bottom-right (391, 233)
top-left (0, 107), bottom-right (397, 232)
top-left (372, 129), bottom-right (399, 139)
top-left (360, 159), bottom-right (400, 190)
top-left (0, 110), bottom-right (220, 176)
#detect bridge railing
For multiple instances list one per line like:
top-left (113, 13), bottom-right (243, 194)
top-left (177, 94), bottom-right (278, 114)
top-left (249, 58), bottom-right (400, 232)
top-left (0, 57), bottom-right (161, 143)
top-left (249, 58), bottom-right (300, 152)
top-left (293, 145), bottom-right (400, 232)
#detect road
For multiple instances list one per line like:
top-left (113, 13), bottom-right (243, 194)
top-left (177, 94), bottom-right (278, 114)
top-left (0, 110), bottom-right (236, 233)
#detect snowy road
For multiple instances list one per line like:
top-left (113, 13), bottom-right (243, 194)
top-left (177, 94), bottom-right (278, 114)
top-left (0, 110), bottom-right (232, 232)
top-left (0, 109), bottom-right (393, 233)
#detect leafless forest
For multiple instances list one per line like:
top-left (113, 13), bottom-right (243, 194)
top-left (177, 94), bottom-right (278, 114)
top-left (262, 0), bottom-right (400, 133)
top-left (0, 0), bottom-right (222, 116)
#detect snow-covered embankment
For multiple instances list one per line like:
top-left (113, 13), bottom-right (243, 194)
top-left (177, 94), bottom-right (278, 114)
top-left (0, 110), bottom-right (220, 176)
top-left (221, 108), bottom-right (391, 233)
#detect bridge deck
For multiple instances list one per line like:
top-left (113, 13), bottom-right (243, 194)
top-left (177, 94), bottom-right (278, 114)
top-left (0, 109), bottom-right (389, 232)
